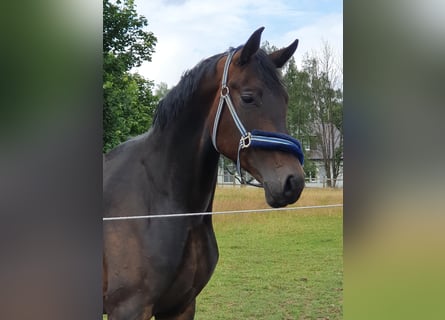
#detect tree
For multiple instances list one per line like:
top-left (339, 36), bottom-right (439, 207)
top-left (103, 0), bottom-right (158, 153)
top-left (154, 82), bottom-right (170, 100)
top-left (302, 43), bottom-right (343, 187)
top-left (261, 40), bottom-right (278, 54)
top-left (282, 57), bottom-right (317, 178)
top-left (103, 0), bottom-right (157, 73)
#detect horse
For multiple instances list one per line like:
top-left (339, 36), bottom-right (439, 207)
top-left (103, 27), bottom-right (305, 320)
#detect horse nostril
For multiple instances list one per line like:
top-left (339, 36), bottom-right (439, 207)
top-left (283, 175), bottom-right (304, 199)
top-left (283, 175), bottom-right (295, 197)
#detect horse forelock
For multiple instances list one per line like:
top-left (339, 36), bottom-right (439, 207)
top-left (253, 49), bottom-right (286, 91)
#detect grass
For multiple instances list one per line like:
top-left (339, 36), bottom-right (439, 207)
top-left (196, 186), bottom-right (343, 320)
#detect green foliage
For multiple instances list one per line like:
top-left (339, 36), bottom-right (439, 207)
top-left (103, 0), bottom-right (158, 153)
top-left (283, 57), bottom-right (311, 138)
top-left (103, 0), bottom-right (157, 73)
top-left (282, 57), bottom-right (316, 177)
top-left (103, 72), bottom-right (158, 152)
top-left (154, 81), bottom-right (170, 100)
top-left (302, 154), bottom-right (317, 178)
top-left (261, 40), bottom-right (278, 54)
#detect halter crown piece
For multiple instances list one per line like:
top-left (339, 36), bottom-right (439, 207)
top-left (211, 48), bottom-right (304, 182)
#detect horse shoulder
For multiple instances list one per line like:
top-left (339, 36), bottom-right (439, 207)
top-left (103, 134), bottom-right (155, 217)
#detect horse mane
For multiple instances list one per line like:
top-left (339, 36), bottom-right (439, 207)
top-left (152, 47), bottom-right (284, 129)
top-left (152, 52), bottom-right (225, 129)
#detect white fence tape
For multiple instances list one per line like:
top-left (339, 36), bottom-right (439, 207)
top-left (103, 204), bottom-right (343, 221)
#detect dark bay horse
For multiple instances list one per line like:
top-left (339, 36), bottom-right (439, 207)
top-left (103, 27), bottom-right (305, 319)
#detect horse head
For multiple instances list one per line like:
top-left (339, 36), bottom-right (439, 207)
top-left (211, 27), bottom-right (305, 208)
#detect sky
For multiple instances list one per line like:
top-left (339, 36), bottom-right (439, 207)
top-left (134, 0), bottom-right (342, 88)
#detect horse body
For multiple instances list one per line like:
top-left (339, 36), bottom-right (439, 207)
top-left (104, 27), bottom-right (305, 319)
top-left (103, 80), bottom-right (220, 318)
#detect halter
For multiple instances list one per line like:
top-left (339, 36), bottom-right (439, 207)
top-left (211, 48), bottom-right (304, 182)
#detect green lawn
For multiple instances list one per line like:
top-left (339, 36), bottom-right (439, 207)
top-left (196, 189), bottom-right (343, 319)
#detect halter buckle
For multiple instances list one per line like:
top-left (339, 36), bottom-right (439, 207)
top-left (240, 132), bottom-right (252, 149)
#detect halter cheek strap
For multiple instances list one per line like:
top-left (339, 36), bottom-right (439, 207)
top-left (211, 48), bottom-right (304, 181)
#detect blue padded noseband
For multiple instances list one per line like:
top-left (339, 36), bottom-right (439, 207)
top-left (249, 130), bottom-right (304, 165)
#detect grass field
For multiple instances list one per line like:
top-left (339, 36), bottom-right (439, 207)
top-left (196, 186), bottom-right (343, 320)
top-left (104, 187), bottom-right (343, 319)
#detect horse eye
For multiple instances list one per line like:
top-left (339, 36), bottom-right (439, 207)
top-left (241, 94), bottom-right (254, 104)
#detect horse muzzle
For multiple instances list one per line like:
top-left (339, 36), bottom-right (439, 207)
top-left (241, 148), bottom-right (305, 208)
top-left (263, 172), bottom-right (305, 208)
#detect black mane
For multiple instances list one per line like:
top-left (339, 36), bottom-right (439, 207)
top-left (152, 47), bottom-right (284, 129)
top-left (152, 52), bottom-right (224, 129)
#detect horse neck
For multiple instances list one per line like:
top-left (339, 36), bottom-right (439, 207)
top-left (148, 86), bottom-right (220, 212)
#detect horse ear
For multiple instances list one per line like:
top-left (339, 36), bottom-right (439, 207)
top-left (239, 27), bottom-right (265, 65)
top-left (268, 39), bottom-right (299, 68)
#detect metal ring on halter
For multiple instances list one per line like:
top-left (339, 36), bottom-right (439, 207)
top-left (239, 133), bottom-right (252, 149)
top-left (221, 85), bottom-right (229, 97)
